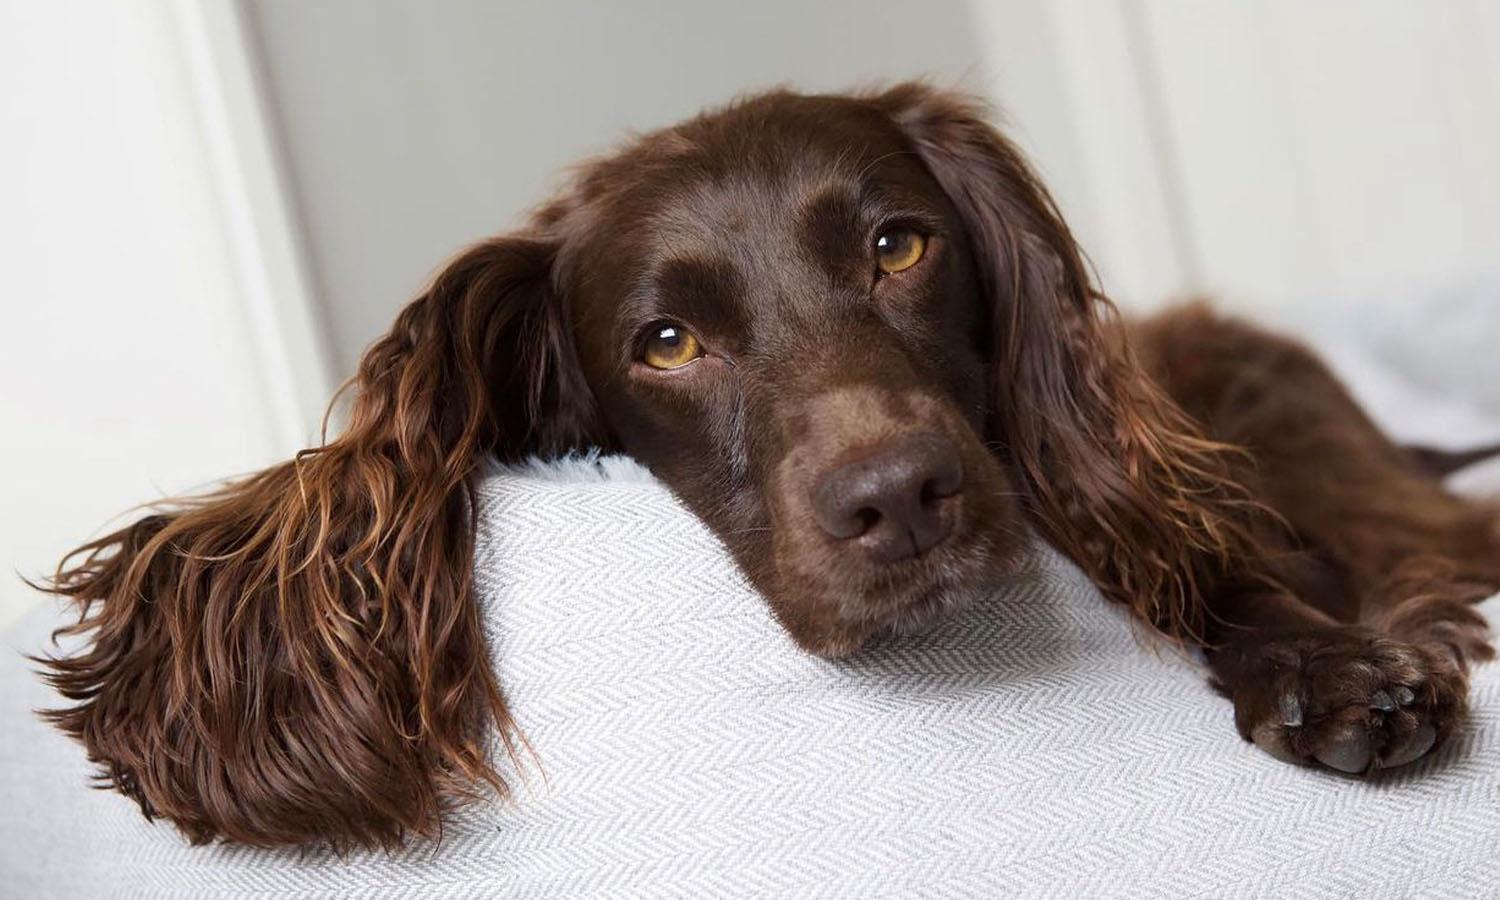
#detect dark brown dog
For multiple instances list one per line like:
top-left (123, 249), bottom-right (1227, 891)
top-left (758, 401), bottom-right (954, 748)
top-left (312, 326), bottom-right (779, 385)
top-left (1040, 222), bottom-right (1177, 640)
top-left (37, 83), bottom-right (1500, 849)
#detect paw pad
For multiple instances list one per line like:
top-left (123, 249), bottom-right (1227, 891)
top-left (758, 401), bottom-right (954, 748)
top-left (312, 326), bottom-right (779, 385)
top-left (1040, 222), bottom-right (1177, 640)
top-left (1230, 630), bottom-right (1466, 775)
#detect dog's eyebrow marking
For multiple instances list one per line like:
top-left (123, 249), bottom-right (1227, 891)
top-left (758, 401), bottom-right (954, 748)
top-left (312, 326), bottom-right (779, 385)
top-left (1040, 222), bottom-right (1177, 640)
top-left (654, 257), bottom-right (744, 310)
top-left (799, 187), bottom-right (861, 253)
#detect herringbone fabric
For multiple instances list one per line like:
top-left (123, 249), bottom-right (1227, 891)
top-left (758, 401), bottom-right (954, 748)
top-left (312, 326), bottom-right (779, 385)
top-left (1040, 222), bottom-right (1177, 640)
top-left (3, 458), bottom-right (1498, 899)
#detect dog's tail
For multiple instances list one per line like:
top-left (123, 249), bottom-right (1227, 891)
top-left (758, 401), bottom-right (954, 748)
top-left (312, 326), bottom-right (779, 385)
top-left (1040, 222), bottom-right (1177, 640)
top-left (1406, 442), bottom-right (1500, 478)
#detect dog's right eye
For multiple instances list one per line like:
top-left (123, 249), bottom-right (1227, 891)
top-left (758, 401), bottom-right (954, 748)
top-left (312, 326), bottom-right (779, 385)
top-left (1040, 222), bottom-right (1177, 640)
top-left (640, 324), bottom-right (704, 370)
top-left (875, 228), bottom-right (927, 275)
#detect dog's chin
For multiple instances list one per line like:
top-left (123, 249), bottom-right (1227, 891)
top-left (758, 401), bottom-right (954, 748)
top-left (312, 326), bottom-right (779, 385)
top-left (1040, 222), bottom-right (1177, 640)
top-left (755, 489), bottom-right (1028, 658)
top-left (882, 587), bottom-right (975, 638)
top-left (798, 544), bottom-right (1016, 660)
top-left (803, 586), bottom-right (978, 659)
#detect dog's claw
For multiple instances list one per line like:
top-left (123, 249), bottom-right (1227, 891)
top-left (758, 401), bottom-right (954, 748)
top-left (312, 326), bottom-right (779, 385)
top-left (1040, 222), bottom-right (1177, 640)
top-left (1369, 690), bottom-right (1397, 712)
top-left (1315, 730), bottom-right (1373, 773)
top-left (1278, 693), bottom-right (1303, 728)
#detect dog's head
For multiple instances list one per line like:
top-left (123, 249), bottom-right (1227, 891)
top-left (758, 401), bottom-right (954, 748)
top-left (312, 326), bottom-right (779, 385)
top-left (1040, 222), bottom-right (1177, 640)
top-left (42, 84), bottom-right (1240, 847)
top-left (462, 84), bottom-right (1187, 655)
top-left (556, 87), bottom-right (1030, 655)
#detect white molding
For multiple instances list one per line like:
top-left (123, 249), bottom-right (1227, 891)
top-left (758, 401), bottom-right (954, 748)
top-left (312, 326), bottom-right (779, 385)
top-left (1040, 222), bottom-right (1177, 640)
top-left (167, 0), bottom-right (337, 451)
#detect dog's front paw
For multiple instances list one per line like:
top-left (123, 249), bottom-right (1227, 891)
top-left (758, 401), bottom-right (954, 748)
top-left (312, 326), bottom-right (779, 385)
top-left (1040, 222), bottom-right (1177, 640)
top-left (1215, 627), bottom-right (1469, 774)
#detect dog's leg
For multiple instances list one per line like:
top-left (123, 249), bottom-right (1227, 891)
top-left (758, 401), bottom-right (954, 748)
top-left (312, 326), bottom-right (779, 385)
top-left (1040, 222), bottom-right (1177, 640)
top-left (1134, 306), bottom-right (1500, 772)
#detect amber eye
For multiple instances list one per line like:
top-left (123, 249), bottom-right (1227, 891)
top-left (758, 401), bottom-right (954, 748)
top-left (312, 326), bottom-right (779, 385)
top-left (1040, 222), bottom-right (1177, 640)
top-left (641, 323), bottom-right (704, 370)
top-left (875, 229), bottom-right (927, 274)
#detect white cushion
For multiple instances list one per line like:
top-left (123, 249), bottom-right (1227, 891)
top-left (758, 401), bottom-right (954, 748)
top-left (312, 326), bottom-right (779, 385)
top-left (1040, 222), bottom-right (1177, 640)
top-left (2, 456), bottom-right (1498, 898)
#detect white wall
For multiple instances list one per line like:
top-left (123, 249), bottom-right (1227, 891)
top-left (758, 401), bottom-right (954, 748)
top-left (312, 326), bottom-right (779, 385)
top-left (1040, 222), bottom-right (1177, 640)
top-left (0, 2), bottom-right (321, 627)
top-left (1137, 1), bottom-right (1500, 308)
top-left (1130, 0), bottom-right (1500, 414)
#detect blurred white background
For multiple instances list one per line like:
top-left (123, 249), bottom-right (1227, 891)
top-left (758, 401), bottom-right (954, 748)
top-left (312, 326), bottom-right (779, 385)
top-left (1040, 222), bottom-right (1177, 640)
top-left (3, 0), bottom-right (1498, 627)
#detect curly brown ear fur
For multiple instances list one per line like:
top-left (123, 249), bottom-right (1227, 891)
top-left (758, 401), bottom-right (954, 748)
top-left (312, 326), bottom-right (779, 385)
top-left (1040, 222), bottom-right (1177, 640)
top-left (34, 235), bottom-right (601, 848)
top-left (876, 83), bottom-right (1274, 641)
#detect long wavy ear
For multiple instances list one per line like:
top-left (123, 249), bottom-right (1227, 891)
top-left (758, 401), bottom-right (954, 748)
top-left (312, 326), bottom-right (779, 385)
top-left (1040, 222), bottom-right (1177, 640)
top-left (34, 233), bottom-right (601, 848)
top-left (876, 83), bottom-right (1266, 642)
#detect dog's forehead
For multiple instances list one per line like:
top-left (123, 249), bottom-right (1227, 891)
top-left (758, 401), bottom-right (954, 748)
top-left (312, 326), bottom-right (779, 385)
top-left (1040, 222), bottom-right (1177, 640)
top-left (644, 160), bottom-right (854, 265)
top-left (611, 96), bottom-right (922, 238)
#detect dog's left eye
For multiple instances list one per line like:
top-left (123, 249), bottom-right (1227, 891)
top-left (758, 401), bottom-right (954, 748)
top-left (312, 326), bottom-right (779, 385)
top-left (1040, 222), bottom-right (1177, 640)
top-left (875, 229), bottom-right (927, 274)
top-left (641, 324), bottom-right (704, 370)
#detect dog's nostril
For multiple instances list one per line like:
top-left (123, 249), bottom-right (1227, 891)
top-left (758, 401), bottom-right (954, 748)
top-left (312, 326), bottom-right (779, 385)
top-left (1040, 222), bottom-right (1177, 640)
top-left (810, 432), bottom-right (964, 561)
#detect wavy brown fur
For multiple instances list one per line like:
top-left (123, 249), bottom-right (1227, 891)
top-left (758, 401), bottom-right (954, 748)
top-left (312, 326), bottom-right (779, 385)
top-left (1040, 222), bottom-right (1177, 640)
top-left (35, 237), bottom-right (596, 848)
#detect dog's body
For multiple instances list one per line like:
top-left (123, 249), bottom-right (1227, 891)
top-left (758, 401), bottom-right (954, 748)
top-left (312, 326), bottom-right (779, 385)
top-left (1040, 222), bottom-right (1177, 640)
top-left (1133, 309), bottom-right (1499, 770)
top-left (37, 84), bottom-right (1500, 848)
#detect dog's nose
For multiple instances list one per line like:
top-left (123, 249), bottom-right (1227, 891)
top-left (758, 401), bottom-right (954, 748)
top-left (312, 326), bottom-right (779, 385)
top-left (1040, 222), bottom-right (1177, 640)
top-left (811, 432), bottom-right (963, 562)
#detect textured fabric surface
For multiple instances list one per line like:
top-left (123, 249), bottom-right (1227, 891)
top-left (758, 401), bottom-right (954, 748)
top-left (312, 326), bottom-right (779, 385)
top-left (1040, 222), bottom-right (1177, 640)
top-left (3, 458), bottom-right (1499, 899)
